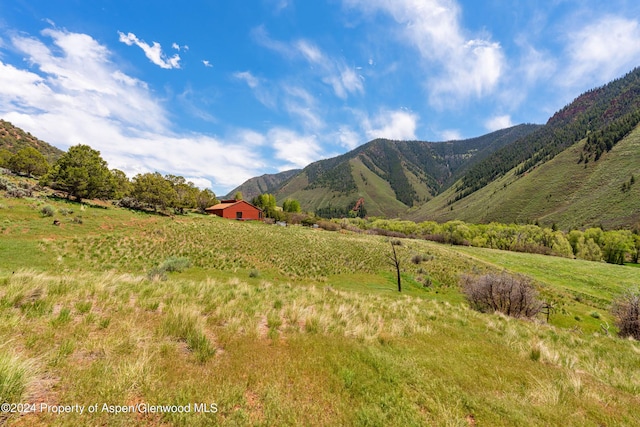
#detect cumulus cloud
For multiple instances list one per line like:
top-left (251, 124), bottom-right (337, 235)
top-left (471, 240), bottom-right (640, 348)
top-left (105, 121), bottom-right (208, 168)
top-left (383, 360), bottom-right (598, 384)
top-left (202, 60), bottom-right (213, 67)
top-left (343, 0), bottom-right (504, 105)
top-left (0, 28), bottom-right (269, 193)
top-left (439, 129), bottom-right (462, 141)
top-left (484, 115), bottom-right (513, 132)
top-left (118, 31), bottom-right (181, 69)
top-left (268, 128), bottom-right (322, 169)
top-left (562, 16), bottom-right (640, 87)
top-left (336, 126), bottom-right (361, 150)
top-left (362, 109), bottom-right (418, 140)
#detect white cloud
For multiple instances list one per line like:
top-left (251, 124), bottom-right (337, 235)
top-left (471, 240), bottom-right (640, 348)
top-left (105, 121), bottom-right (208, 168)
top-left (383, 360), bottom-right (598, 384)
top-left (202, 60), bottom-right (213, 68)
top-left (295, 40), bottom-right (325, 64)
top-left (362, 109), bottom-right (418, 140)
top-left (254, 28), bottom-right (365, 99)
top-left (439, 129), bottom-right (462, 141)
top-left (118, 31), bottom-right (181, 69)
top-left (336, 126), bottom-right (361, 150)
top-left (185, 177), bottom-right (213, 190)
top-left (484, 115), bottom-right (513, 132)
top-left (234, 71), bottom-right (259, 88)
top-left (0, 28), bottom-right (270, 193)
top-left (562, 16), bottom-right (640, 87)
top-left (268, 128), bottom-right (322, 169)
top-left (171, 42), bottom-right (188, 51)
top-left (282, 85), bottom-right (324, 130)
top-left (324, 66), bottom-right (364, 99)
top-left (343, 0), bottom-right (504, 105)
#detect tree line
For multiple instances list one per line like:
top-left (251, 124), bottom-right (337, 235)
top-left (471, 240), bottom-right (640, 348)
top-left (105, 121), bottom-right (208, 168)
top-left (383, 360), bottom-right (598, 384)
top-left (342, 217), bottom-right (640, 265)
top-left (1, 144), bottom-right (219, 214)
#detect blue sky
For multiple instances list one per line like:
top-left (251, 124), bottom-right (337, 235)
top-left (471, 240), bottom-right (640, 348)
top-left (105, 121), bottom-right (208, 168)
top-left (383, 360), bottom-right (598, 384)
top-left (1, 0), bottom-right (640, 195)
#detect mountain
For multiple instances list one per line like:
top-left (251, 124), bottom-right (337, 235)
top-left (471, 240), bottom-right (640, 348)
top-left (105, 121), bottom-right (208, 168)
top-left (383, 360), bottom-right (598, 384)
top-left (449, 68), bottom-right (640, 203)
top-left (407, 125), bottom-right (640, 229)
top-left (225, 169), bottom-right (301, 201)
top-left (270, 124), bottom-right (540, 217)
top-left (0, 119), bottom-right (64, 163)
top-left (409, 67), bottom-right (640, 229)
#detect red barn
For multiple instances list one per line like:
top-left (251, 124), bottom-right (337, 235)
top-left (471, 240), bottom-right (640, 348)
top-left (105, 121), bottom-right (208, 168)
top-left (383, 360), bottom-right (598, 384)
top-left (205, 200), bottom-right (263, 220)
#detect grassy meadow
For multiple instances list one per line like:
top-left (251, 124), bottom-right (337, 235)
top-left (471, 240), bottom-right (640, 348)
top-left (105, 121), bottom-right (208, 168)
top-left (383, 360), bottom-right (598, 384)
top-left (1, 192), bottom-right (640, 426)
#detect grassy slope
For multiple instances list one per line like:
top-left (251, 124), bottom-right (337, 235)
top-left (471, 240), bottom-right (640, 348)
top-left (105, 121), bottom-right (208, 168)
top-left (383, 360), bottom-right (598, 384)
top-left (1, 192), bottom-right (640, 426)
top-left (409, 126), bottom-right (640, 229)
top-left (350, 158), bottom-right (407, 217)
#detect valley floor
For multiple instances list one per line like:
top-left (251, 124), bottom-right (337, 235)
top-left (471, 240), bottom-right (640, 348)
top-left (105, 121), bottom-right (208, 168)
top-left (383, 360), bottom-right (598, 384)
top-left (1, 196), bottom-right (639, 426)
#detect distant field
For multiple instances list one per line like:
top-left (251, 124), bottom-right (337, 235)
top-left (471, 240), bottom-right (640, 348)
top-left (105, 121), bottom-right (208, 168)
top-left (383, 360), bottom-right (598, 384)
top-left (1, 194), bottom-right (640, 426)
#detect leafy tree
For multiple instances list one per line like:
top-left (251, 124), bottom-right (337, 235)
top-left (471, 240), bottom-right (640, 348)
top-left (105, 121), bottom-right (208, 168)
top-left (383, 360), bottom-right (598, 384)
top-left (110, 169), bottom-right (131, 200)
top-left (282, 198), bottom-right (301, 213)
top-left (165, 174), bottom-right (199, 213)
top-left (7, 147), bottom-right (49, 177)
top-left (551, 233), bottom-right (574, 258)
top-left (130, 172), bottom-right (177, 211)
top-left (576, 238), bottom-right (603, 262)
top-left (253, 193), bottom-right (277, 217)
top-left (197, 189), bottom-right (219, 213)
top-left (0, 148), bottom-right (14, 168)
top-left (602, 230), bottom-right (632, 265)
top-left (234, 191), bottom-right (243, 201)
top-left (631, 234), bottom-right (640, 264)
top-left (43, 144), bottom-right (112, 200)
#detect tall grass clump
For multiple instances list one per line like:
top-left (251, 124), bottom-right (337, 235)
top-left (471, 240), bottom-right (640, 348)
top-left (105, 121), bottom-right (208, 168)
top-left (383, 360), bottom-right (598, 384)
top-left (0, 351), bottom-right (36, 403)
top-left (161, 306), bottom-right (215, 363)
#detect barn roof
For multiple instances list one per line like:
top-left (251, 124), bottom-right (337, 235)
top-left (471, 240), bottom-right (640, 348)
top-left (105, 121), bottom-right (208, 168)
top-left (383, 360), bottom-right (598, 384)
top-left (205, 200), bottom-right (262, 211)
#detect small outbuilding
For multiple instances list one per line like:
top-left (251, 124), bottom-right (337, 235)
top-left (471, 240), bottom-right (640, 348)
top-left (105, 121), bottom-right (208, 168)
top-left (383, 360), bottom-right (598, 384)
top-left (205, 200), bottom-right (263, 220)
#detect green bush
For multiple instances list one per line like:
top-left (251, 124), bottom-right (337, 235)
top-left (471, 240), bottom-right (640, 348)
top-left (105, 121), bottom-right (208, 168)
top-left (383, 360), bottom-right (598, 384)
top-left (40, 205), bottom-right (55, 217)
top-left (159, 256), bottom-right (191, 272)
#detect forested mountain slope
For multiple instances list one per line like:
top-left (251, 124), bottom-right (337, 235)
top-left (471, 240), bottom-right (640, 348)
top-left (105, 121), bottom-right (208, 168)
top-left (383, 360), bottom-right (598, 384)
top-left (409, 123), bottom-right (640, 229)
top-left (271, 124), bottom-right (540, 217)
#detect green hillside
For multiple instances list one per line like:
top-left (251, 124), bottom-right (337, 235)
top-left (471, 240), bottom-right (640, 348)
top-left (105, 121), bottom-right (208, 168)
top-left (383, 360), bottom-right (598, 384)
top-left (409, 124), bottom-right (640, 229)
top-left (453, 67), bottom-right (640, 203)
top-left (0, 119), bottom-right (64, 164)
top-left (224, 169), bottom-right (300, 201)
top-left (272, 125), bottom-right (539, 216)
top-left (1, 190), bottom-right (639, 426)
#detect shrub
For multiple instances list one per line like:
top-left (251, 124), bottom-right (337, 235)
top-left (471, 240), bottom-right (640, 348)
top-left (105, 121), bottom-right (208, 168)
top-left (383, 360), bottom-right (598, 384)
top-left (159, 256), bottom-right (191, 272)
top-left (40, 205), bottom-right (55, 217)
top-left (147, 266), bottom-right (167, 281)
top-left (461, 272), bottom-right (543, 319)
top-left (317, 220), bottom-right (340, 231)
top-left (612, 291), bottom-right (640, 340)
